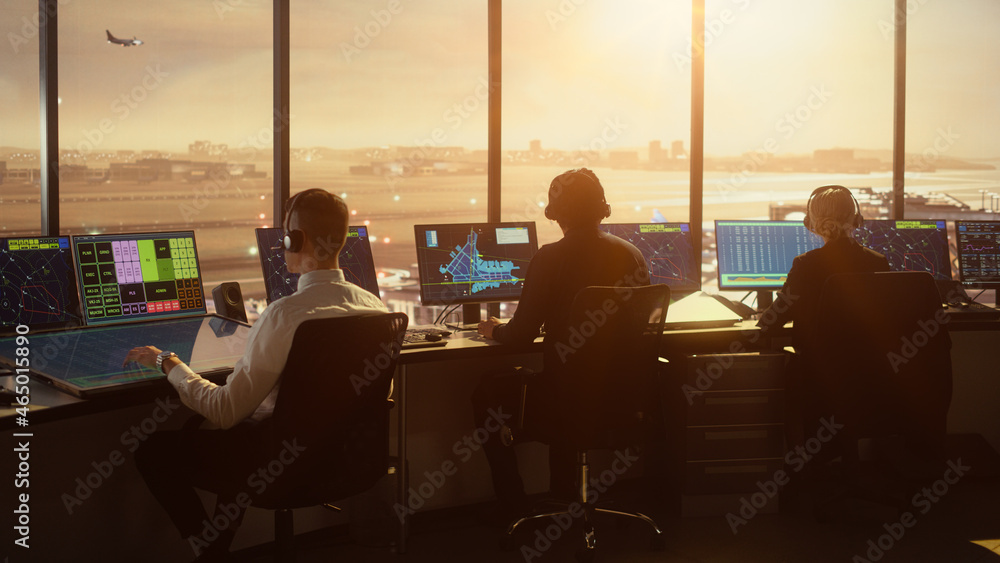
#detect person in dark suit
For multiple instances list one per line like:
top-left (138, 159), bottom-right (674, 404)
top-left (758, 185), bottom-right (889, 455)
top-left (473, 168), bottom-right (650, 521)
top-left (758, 185), bottom-right (889, 348)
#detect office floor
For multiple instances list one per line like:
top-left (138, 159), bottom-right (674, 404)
top-left (231, 471), bottom-right (1000, 563)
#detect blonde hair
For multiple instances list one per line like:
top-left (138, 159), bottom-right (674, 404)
top-left (807, 187), bottom-right (860, 240)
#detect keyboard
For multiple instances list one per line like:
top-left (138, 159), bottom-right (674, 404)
top-left (942, 302), bottom-right (1000, 322)
top-left (401, 327), bottom-right (452, 349)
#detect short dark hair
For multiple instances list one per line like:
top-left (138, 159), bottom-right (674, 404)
top-left (544, 168), bottom-right (610, 227)
top-left (286, 189), bottom-right (349, 260)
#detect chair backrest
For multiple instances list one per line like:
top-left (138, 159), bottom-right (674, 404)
top-left (806, 271), bottom-right (951, 438)
top-left (549, 284), bottom-right (670, 445)
top-left (258, 312), bottom-right (407, 506)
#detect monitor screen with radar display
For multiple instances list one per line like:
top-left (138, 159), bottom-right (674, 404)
top-left (255, 225), bottom-right (381, 304)
top-left (413, 222), bottom-right (538, 306)
top-left (71, 231), bottom-right (207, 325)
top-left (0, 236), bottom-right (81, 333)
top-left (599, 223), bottom-right (700, 294)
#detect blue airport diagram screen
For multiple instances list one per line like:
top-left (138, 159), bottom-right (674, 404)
top-left (0, 236), bottom-right (80, 332)
top-left (715, 221), bottom-right (823, 290)
top-left (954, 220), bottom-right (1000, 287)
top-left (414, 222), bottom-right (538, 305)
top-left (854, 219), bottom-right (951, 280)
top-left (599, 223), bottom-right (700, 293)
top-left (255, 226), bottom-right (381, 304)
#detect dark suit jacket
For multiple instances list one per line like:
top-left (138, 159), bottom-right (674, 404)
top-left (758, 236), bottom-right (889, 349)
top-left (492, 226), bottom-right (650, 369)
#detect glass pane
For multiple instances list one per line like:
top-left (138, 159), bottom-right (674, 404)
top-left (1, 1), bottom-right (42, 236)
top-left (57, 2), bottom-right (273, 302)
top-left (704, 0), bottom-right (894, 296)
top-left (908, 0), bottom-right (1000, 304)
top-left (502, 1), bottom-right (692, 248)
top-left (291, 1), bottom-right (489, 321)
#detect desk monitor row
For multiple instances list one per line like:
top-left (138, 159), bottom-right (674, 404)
top-left (714, 219), bottom-right (1000, 291)
top-left (412, 222), bottom-right (700, 308)
top-left (1, 231), bottom-right (209, 333)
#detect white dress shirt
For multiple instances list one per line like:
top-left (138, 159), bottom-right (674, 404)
top-left (166, 269), bottom-right (387, 429)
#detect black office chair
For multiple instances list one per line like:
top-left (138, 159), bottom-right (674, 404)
top-left (500, 285), bottom-right (670, 562)
top-left (225, 313), bottom-right (407, 562)
top-left (794, 272), bottom-right (952, 515)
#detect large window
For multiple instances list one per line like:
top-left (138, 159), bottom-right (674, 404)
top-left (501, 1), bottom-right (692, 247)
top-left (906, 0), bottom-right (1000, 214)
top-left (55, 1), bottom-right (273, 297)
top-left (0, 1), bottom-right (42, 235)
top-left (703, 0), bottom-right (894, 295)
top-left (291, 0), bottom-right (489, 319)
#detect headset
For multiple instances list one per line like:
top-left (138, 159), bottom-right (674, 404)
top-left (544, 168), bottom-right (611, 222)
top-left (803, 185), bottom-right (863, 231)
top-left (282, 188), bottom-right (326, 253)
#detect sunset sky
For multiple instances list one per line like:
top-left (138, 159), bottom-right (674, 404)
top-left (1, 0), bottom-right (997, 159)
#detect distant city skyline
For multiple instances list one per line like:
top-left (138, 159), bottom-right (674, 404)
top-left (1, 1), bottom-right (998, 159)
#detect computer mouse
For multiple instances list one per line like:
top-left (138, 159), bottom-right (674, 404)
top-left (425, 332), bottom-right (443, 342)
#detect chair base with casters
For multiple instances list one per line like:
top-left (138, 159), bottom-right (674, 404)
top-left (496, 285), bottom-right (672, 562)
top-left (499, 450), bottom-right (665, 562)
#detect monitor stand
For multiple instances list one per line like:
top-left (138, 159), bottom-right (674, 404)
top-left (756, 290), bottom-right (773, 312)
top-left (447, 303), bottom-right (502, 331)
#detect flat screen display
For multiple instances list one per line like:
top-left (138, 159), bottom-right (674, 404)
top-left (599, 223), bottom-right (700, 293)
top-left (0, 315), bottom-right (249, 398)
top-left (854, 219), bottom-right (952, 281)
top-left (72, 231), bottom-right (207, 325)
top-left (414, 222), bottom-right (538, 305)
top-left (715, 220), bottom-right (823, 290)
top-left (0, 236), bottom-right (81, 333)
top-left (955, 220), bottom-right (1000, 288)
top-left (255, 226), bottom-right (380, 303)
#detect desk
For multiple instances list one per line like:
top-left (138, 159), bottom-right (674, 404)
top-left (3, 318), bottom-right (997, 559)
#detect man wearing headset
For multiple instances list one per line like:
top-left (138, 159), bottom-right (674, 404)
top-left (758, 185), bottom-right (889, 345)
top-left (125, 189), bottom-right (385, 560)
top-left (758, 185), bottom-right (889, 464)
top-left (474, 168), bottom-right (650, 521)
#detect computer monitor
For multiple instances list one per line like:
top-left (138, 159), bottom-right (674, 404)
top-left (413, 222), bottom-right (538, 306)
top-left (599, 223), bottom-right (700, 294)
top-left (0, 236), bottom-right (81, 333)
top-left (715, 220), bottom-right (823, 290)
top-left (255, 226), bottom-right (381, 304)
top-left (71, 231), bottom-right (207, 325)
top-left (854, 219), bottom-right (952, 281)
top-left (954, 220), bottom-right (1000, 289)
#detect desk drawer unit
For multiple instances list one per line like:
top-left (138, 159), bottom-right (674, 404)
top-left (674, 353), bottom-right (787, 505)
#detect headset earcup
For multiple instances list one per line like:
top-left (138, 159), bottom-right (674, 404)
top-left (284, 230), bottom-right (303, 253)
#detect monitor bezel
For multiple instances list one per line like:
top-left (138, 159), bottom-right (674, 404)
top-left (413, 221), bottom-right (538, 306)
top-left (954, 219), bottom-right (1000, 290)
top-left (71, 230), bottom-right (208, 326)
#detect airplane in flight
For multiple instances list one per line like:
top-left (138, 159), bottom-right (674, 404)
top-left (106, 30), bottom-right (143, 47)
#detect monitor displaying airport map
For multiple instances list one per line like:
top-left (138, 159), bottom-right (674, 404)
top-left (954, 220), bottom-right (1000, 288)
top-left (854, 219), bottom-right (952, 281)
top-left (600, 223), bottom-right (700, 294)
top-left (0, 236), bottom-right (81, 333)
top-left (715, 220), bottom-right (823, 290)
top-left (414, 222), bottom-right (538, 305)
top-left (71, 231), bottom-right (207, 325)
top-left (255, 226), bottom-right (381, 303)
